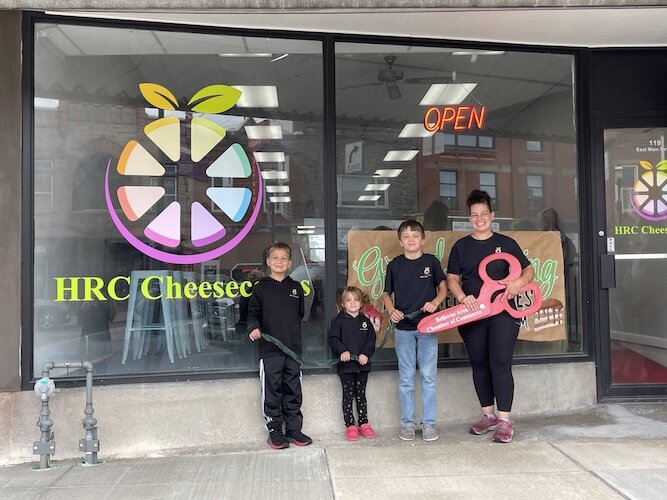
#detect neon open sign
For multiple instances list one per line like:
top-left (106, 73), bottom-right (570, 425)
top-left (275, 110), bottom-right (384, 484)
top-left (423, 105), bottom-right (486, 132)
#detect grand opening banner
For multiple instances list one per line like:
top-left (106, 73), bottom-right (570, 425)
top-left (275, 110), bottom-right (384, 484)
top-left (347, 230), bottom-right (567, 344)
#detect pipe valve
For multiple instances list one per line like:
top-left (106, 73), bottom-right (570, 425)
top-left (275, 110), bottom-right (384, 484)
top-left (34, 378), bottom-right (56, 401)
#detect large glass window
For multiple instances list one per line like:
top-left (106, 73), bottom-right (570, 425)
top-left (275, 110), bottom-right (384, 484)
top-left (335, 43), bottom-right (581, 360)
top-left (31, 23), bottom-right (585, 382)
top-left (33, 23), bottom-right (325, 377)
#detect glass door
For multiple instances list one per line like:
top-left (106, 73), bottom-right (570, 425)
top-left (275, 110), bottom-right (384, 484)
top-left (603, 127), bottom-right (667, 390)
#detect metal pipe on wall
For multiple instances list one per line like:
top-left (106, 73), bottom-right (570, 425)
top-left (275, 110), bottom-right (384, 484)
top-left (33, 361), bottom-right (101, 470)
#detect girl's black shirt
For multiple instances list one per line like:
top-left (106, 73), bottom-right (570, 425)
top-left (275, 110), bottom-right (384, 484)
top-left (328, 311), bottom-right (376, 374)
top-left (247, 276), bottom-right (304, 359)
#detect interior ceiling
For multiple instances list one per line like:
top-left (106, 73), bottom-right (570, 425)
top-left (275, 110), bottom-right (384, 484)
top-left (36, 10), bottom-right (620, 141)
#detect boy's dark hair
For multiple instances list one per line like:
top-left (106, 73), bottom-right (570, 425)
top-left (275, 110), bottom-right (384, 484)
top-left (338, 286), bottom-right (364, 310)
top-left (266, 241), bottom-right (292, 259)
top-left (466, 189), bottom-right (493, 213)
top-left (397, 219), bottom-right (425, 238)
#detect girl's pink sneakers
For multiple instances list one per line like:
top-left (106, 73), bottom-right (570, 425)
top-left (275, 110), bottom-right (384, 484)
top-left (346, 423), bottom-right (376, 440)
top-left (358, 423), bottom-right (376, 439)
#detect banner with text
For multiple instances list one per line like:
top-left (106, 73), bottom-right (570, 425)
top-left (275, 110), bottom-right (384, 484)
top-left (347, 230), bottom-right (567, 345)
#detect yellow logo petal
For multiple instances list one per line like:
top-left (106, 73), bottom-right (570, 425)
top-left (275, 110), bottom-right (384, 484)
top-left (139, 83), bottom-right (179, 110)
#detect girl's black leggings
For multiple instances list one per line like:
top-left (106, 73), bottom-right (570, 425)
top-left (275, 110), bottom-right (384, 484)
top-left (339, 371), bottom-right (369, 427)
top-left (458, 315), bottom-right (520, 412)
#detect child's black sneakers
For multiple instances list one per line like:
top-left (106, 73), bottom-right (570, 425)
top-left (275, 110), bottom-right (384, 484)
top-left (267, 429), bottom-right (290, 449)
top-left (285, 430), bottom-right (313, 446)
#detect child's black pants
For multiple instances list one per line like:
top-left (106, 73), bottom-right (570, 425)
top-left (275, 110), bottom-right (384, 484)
top-left (260, 354), bottom-right (303, 433)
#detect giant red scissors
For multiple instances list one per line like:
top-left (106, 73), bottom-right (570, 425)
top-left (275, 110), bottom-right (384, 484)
top-left (418, 252), bottom-right (543, 334)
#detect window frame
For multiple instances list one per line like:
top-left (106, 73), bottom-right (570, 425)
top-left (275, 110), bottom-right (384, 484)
top-left (526, 140), bottom-right (544, 152)
top-left (479, 171), bottom-right (497, 210)
top-left (22, 11), bottom-right (590, 389)
top-left (439, 170), bottom-right (459, 210)
top-left (34, 160), bottom-right (54, 214)
top-left (527, 174), bottom-right (545, 212)
top-left (149, 164), bottom-right (178, 213)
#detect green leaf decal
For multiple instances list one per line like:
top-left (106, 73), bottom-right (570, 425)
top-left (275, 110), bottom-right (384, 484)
top-left (434, 237), bottom-right (445, 262)
top-left (640, 160), bottom-right (653, 171)
top-left (188, 85), bottom-right (242, 113)
top-left (656, 159), bottom-right (667, 171)
top-left (139, 83), bottom-right (179, 110)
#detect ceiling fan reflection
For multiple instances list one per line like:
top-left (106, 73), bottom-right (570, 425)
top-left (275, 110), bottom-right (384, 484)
top-left (339, 55), bottom-right (455, 100)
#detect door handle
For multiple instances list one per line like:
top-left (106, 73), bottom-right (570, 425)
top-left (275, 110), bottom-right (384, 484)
top-left (600, 254), bottom-right (616, 289)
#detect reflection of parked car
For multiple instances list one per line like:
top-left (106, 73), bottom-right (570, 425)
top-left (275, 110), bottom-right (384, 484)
top-left (35, 300), bottom-right (70, 330)
top-left (290, 263), bottom-right (324, 284)
top-left (290, 264), bottom-right (325, 321)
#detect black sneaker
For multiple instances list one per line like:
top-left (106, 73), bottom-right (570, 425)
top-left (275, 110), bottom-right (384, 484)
top-left (267, 429), bottom-right (289, 449)
top-left (285, 430), bottom-right (313, 446)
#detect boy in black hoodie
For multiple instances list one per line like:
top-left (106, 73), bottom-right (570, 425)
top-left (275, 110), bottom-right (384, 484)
top-left (248, 242), bottom-right (312, 449)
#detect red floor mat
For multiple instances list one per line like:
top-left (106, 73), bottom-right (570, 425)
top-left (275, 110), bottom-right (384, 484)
top-left (611, 342), bottom-right (667, 384)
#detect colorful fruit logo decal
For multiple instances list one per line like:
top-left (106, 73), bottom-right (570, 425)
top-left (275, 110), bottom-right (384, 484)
top-left (631, 160), bottom-right (667, 221)
top-left (104, 83), bottom-right (262, 264)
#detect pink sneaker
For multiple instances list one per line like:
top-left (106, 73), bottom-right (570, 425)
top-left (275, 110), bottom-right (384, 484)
top-left (492, 419), bottom-right (514, 443)
top-left (469, 413), bottom-right (499, 435)
top-left (358, 423), bottom-right (376, 439)
top-left (345, 425), bottom-right (359, 441)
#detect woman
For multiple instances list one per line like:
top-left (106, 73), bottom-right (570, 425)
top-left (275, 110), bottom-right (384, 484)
top-left (446, 190), bottom-right (535, 443)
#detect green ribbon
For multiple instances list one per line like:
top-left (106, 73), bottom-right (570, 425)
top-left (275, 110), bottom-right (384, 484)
top-left (259, 310), bottom-right (421, 368)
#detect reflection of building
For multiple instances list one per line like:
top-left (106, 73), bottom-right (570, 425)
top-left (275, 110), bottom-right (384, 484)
top-left (2, 6), bottom-right (667, 465)
top-left (418, 135), bottom-right (577, 225)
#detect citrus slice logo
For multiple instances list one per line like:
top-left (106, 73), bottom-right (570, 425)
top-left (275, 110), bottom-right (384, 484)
top-left (631, 160), bottom-right (667, 221)
top-left (104, 83), bottom-right (263, 264)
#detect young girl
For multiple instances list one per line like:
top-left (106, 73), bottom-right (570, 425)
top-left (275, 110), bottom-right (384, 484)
top-left (328, 286), bottom-right (377, 441)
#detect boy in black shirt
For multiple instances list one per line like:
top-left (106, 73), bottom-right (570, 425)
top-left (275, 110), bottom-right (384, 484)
top-left (248, 242), bottom-right (313, 449)
top-left (383, 220), bottom-right (447, 441)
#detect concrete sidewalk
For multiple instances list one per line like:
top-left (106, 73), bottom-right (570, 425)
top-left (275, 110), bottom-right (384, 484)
top-left (1, 403), bottom-right (666, 499)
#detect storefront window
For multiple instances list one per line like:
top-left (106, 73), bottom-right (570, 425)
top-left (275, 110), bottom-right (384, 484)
top-left (31, 22), bottom-right (585, 382)
top-left (33, 23), bottom-right (325, 377)
top-left (335, 43), bottom-right (582, 360)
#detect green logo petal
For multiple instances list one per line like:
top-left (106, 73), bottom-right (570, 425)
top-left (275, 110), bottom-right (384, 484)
top-left (188, 85), bottom-right (242, 114)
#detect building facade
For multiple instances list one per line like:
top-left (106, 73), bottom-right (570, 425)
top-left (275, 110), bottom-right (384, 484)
top-left (1, 4), bottom-right (666, 464)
